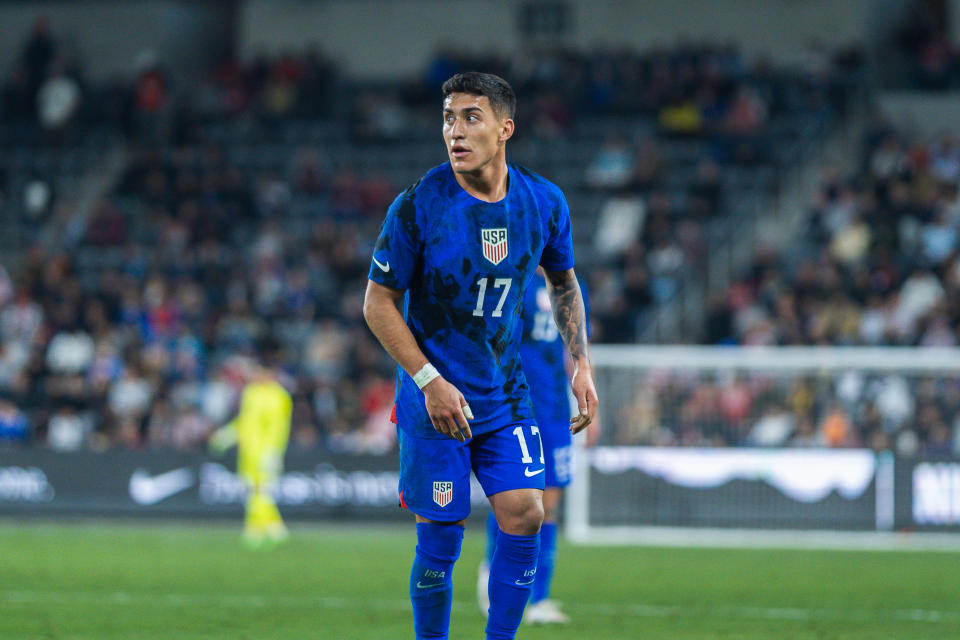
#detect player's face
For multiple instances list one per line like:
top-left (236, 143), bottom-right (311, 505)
top-left (442, 93), bottom-right (513, 175)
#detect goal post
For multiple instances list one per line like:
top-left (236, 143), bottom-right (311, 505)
top-left (566, 345), bottom-right (960, 547)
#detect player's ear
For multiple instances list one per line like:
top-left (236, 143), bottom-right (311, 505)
top-left (499, 118), bottom-right (515, 145)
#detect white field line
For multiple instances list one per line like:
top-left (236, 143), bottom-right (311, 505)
top-left (3, 590), bottom-right (960, 625)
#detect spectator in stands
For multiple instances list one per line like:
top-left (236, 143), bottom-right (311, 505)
top-left (748, 403), bottom-right (795, 447)
top-left (0, 398), bottom-right (29, 445)
top-left (688, 158), bottom-right (723, 220)
top-left (259, 56), bottom-right (300, 120)
top-left (586, 137), bottom-right (634, 190)
top-left (20, 17), bottom-right (56, 102)
top-left (820, 405), bottom-right (854, 447)
top-left (594, 188), bottom-right (645, 259)
top-left (658, 95), bottom-right (703, 137)
top-left (46, 404), bottom-right (89, 451)
top-left (724, 85), bottom-right (767, 136)
top-left (132, 52), bottom-right (171, 143)
top-left (108, 365), bottom-right (154, 427)
top-left (46, 323), bottom-right (94, 377)
top-left (37, 54), bottom-right (82, 143)
top-left (0, 289), bottom-right (44, 347)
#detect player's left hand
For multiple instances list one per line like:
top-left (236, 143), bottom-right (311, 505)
top-left (569, 361), bottom-right (598, 435)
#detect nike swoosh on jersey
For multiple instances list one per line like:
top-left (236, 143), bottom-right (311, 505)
top-left (524, 467), bottom-right (545, 477)
top-left (372, 256), bottom-right (390, 272)
top-left (416, 581), bottom-right (444, 589)
top-left (514, 578), bottom-right (536, 586)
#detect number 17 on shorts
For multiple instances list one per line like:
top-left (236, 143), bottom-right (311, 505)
top-left (461, 423), bottom-right (548, 503)
top-left (513, 425), bottom-right (545, 477)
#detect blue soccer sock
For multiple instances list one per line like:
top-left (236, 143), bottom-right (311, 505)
top-left (410, 522), bottom-right (464, 640)
top-left (485, 531), bottom-right (539, 640)
top-left (530, 521), bottom-right (557, 604)
top-left (485, 510), bottom-right (499, 565)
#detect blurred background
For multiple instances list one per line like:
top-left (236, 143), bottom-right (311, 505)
top-left (6, 3), bottom-right (960, 639)
top-left (0, 0), bottom-right (959, 535)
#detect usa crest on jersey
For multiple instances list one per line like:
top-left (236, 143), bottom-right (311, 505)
top-left (481, 228), bottom-right (508, 265)
top-left (433, 481), bottom-right (453, 507)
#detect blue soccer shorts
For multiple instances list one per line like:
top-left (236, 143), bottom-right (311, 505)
top-left (538, 418), bottom-right (572, 489)
top-left (398, 422), bottom-right (547, 522)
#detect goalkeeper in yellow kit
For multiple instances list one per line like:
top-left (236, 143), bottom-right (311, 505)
top-left (210, 357), bottom-right (292, 547)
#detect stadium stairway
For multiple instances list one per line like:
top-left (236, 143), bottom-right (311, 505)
top-left (639, 101), bottom-right (869, 343)
top-left (0, 128), bottom-right (127, 263)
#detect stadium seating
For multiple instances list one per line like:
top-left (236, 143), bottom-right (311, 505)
top-left (0, 41), bottom-right (863, 452)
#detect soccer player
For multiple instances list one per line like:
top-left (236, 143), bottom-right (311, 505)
top-left (209, 356), bottom-right (292, 547)
top-left (363, 72), bottom-right (597, 640)
top-left (477, 268), bottom-right (588, 625)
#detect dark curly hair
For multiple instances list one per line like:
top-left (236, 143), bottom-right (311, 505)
top-left (441, 72), bottom-right (516, 120)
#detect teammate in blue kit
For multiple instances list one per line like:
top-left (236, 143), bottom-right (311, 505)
top-left (478, 269), bottom-right (590, 625)
top-left (363, 72), bottom-right (597, 640)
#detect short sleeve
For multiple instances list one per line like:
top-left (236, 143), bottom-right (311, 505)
top-left (540, 193), bottom-right (575, 272)
top-left (369, 192), bottom-right (420, 290)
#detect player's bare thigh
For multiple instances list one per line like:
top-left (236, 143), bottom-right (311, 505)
top-left (415, 514), bottom-right (467, 526)
top-left (489, 488), bottom-right (544, 535)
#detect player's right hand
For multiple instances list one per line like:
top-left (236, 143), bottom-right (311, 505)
top-left (422, 377), bottom-right (473, 442)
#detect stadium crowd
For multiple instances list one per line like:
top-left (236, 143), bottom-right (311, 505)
top-left (647, 116), bottom-right (960, 456)
top-left (7, 18), bottom-right (939, 456)
top-left (0, 151), bottom-right (396, 454)
top-left (708, 119), bottom-right (960, 349)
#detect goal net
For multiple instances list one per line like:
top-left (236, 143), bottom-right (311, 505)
top-left (565, 345), bottom-right (960, 546)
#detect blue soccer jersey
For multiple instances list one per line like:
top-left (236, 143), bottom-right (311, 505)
top-left (519, 273), bottom-right (568, 430)
top-left (369, 163), bottom-right (574, 439)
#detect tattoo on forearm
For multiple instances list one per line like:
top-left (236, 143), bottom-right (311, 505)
top-left (547, 275), bottom-right (588, 361)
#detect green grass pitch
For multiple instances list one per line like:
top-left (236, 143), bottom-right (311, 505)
top-left (2, 520), bottom-right (960, 639)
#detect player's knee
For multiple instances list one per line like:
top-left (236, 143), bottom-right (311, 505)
top-left (515, 501), bottom-right (544, 535)
top-left (498, 498), bottom-right (543, 535)
top-left (526, 500), bottom-right (545, 532)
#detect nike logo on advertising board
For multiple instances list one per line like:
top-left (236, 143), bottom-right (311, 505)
top-left (372, 256), bottom-right (390, 272)
top-left (129, 468), bottom-right (195, 505)
top-left (524, 467), bottom-right (545, 477)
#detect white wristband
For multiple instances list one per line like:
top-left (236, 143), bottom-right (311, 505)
top-left (413, 363), bottom-right (441, 390)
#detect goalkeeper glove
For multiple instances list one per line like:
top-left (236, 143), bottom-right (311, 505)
top-left (208, 425), bottom-right (238, 455)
